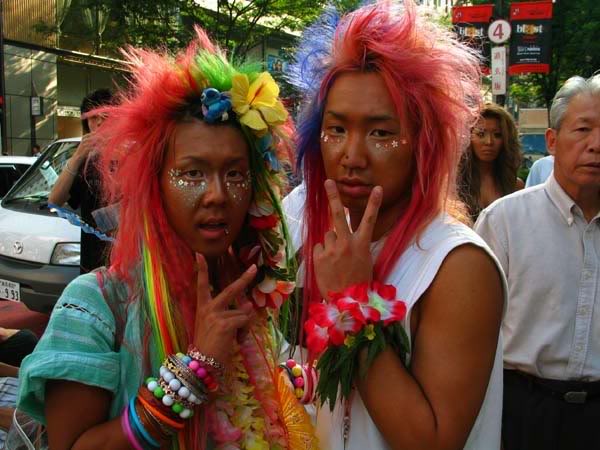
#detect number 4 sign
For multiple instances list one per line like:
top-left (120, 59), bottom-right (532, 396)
top-left (488, 19), bottom-right (511, 44)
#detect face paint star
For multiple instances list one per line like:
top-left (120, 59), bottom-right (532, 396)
top-left (392, 140), bottom-right (399, 148)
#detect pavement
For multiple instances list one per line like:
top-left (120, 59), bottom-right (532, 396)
top-left (0, 300), bottom-right (48, 338)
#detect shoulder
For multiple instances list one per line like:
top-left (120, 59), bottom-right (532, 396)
top-left (478, 184), bottom-right (546, 222)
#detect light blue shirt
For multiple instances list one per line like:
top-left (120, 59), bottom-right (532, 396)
top-left (525, 155), bottom-right (554, 187)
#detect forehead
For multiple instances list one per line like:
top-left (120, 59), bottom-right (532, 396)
top-left (325, 72), bottom-right (398, 119)
top-left (563, 93), bottom-right (600, 124)
top-left (477, 117), bottom-right (500, 129)
top-left (169, 120), bottom-right (249, 164)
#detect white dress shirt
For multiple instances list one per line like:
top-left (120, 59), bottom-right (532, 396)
top-left (475, 174), bottom-right (600, 381)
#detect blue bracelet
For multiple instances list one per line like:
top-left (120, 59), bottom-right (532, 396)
top-left (128, 397), bottom-right (161, 449)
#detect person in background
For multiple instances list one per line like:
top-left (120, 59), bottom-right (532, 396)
top-left (48, 89), bottom-right (114, 273)
top-left (475, 74), bottom-right (600, 450)
top-left (525, 154), bottom-right (554, 187)
top-left (458, 103), bottom-right (524, 221)
top-left (31, 144), bottom-right (41, 157)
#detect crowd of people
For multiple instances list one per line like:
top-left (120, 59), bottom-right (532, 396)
top-left (1, 1), bottom-right (598, 450)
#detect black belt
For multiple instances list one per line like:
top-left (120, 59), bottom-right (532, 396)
top-left (504, 369), bottom-right (600, 404)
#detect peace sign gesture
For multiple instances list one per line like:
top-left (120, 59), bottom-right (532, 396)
top-left (192, 253), bottom-right (256, 367)
top-left (313, 179), bottom-right (383, 300)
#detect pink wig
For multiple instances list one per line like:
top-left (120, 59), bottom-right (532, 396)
top-left (292, 1), bottom-right (481, 327)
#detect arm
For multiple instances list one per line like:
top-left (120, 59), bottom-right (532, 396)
top-left (48, 135), bottom-right (93, 206)
top-left (516, 178), bottom-right (525, 190)
top-left (356, 245), bottom-right (503, 450)
top-left (0, 407), bottom-right (13, 431)
top-left (0, 362), bottom-right (18, 378)
top-left (45, 381), bottom-right (132, 450)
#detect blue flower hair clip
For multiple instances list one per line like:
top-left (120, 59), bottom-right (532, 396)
top-left (201, 88), bottom-right (232, 124)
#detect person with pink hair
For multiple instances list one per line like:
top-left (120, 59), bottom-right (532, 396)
top-left (16, 28), bottom-right (318, 450)
top-left (284, 2), bottom-right (506, 449)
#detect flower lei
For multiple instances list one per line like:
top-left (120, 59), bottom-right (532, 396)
top-left (305, 282), bottom-right (410, 408)
top-left (198, 70), bottom-right (315, 449)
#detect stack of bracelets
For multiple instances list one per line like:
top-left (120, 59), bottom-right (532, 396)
top-left (280, 359), bottom-right (318, 405)
top-left (121, 346), bottom-right (224, 449)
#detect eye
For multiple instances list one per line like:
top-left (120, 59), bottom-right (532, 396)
top-left (576, 127), bottom-right (590, 132)
top-left (327, 126), bottom-right (345, 135)
top-left (226, 169), bottom-right (248, 182)
top-left (494, 133), bottom-right (502, 139)
top-left (182, 169), bottom-right (206, 181)
top-left (371, 129), bottom-right (394, 138)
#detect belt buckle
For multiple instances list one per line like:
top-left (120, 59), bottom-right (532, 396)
top-left (564, 391), bottom-right (587, 404)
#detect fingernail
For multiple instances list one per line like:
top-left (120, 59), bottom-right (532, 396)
top-left (247, 264), bottom-right (257, 274)
top-left (324, 179), bottom-right (335, 192)
top-left (195, 253), bottom-right (202, 264)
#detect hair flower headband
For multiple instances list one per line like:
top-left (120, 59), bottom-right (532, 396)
top-left (230, 72), bottom-right (288, 136)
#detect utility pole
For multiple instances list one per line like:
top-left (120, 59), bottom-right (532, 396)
top-left (0, 0), bottom-right (8, 154)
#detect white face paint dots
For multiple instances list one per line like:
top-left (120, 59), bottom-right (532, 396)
top-left (320, 130), bottom-right (408, 153)
top-left (168, 168), bottom-right (252, 207)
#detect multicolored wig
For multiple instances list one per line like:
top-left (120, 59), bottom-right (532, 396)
top-left (288, 1), bottom-right (482, 332)
top-left (458, 103), bottom-right (522, 219)
top-left (92, 27), bottom-right (298, 449)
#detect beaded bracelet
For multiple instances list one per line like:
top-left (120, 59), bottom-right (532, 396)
top-left (281, 359), bottom-right (318, 404)
top-left (129, 397), bottom-right (161, 449)
top-left (167, 355), bottom-right (209, 397)
top-left (187, 345), bottom-right (225, 373)
top-left (138, 388), bottom-right (186, 430)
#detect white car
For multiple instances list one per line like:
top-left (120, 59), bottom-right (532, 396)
top-left (0, 138), bottom-right (82, 313)
top-left (0, 155), bottom-right (37, 198)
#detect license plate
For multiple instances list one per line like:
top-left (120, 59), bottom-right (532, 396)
top-left (0, 278), bottom-right (20, 302)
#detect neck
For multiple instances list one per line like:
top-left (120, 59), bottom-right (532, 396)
top-left (478, 160), bottom-right (495, 177)
top-left (555, 173), bottom-right (600, 222)
top-left (348, 200), bottom-right (405, 242)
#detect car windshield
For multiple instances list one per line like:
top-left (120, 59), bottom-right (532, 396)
top-left (0, 163), bottom-right (32, 198)
top-left (3, 141), bottom-right (80, 203)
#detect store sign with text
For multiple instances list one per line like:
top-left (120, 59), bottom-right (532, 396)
top-left (452, 4), bottom-right (494, 73)
top-left (491, 47), bottom-right (507, 95)
top-left (509, 1), bottom-right (553, 75)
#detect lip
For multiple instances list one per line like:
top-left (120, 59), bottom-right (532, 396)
top-left (197, 217), bottom-right (228, 240)
top-left (336, 178), bottom-right (373, 198)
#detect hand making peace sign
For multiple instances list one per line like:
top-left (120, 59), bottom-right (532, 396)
top-left (313, 179), bottom-right (383, 300)
top-left (192, 253), bottom-right (256, 367)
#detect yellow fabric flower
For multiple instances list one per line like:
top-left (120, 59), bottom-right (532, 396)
top-left (344, 335), bottom-right (356, 347)
top-left (365, 324), bottom-right (376, 341)
top-left (231, 72), bottom-right (288, 135)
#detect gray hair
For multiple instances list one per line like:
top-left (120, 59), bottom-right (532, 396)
top-left (549, 73), bottom-right (600, 130)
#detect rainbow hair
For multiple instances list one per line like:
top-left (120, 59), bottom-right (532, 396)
top-left (92, 27), bottom-right (296, 449)
top-left (288, 1), bottom-right (482, 337)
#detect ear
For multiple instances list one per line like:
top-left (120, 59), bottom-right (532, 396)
top-left (545, 128), bottom-right (557, 156)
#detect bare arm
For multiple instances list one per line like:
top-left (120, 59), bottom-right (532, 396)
top-left (0, 362), bottom-right (18, 378)
top-left (515, 178), bottom-right (525, 190)
top-left (45, 381), bottom-right (132, 450)
top-left (356, 245), bottom-right (503, 450)
top-left (0, 407), bottom-right (13, 431)
top-left (48, 136), bottom-right (93, 206)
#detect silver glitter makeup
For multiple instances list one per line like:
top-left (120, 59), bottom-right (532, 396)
top-left (225, 171), bottom-right (252, 204)
top-left (168, 168), bottom-right (207, 207)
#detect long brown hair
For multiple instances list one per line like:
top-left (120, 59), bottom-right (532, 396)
top-left (458, 103), bottom-right (522, 218)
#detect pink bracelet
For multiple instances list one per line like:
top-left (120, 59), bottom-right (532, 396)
top-left (121, 404), bottom-right (145, 450)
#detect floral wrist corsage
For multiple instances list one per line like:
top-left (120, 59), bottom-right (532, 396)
top-left (304, 281), bottom-right (410, 409)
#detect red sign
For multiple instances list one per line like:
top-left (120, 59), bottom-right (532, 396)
top-left (509, 1), bottom-right (553, 75)
top-left (452, 4), bottom-right (494, 74)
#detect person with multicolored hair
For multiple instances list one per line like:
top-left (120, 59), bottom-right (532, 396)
top-left (284, 2), bottom-right (506, 449)
top-left (17, 28), bottom-right (317, 450)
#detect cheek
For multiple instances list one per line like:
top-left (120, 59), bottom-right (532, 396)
top-left (225, 176), bottom-right (252, 205)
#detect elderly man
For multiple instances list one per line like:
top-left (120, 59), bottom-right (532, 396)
top-left (475, 74), bottom-right (600, 450)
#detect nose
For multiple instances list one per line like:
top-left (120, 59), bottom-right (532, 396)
top-left (341, 132), bottom-right (368, 170)
top-left (588, 127), bottom-right (600, 153)
top-left (484, 132), bottom-right (493, 145)
top-left (200, 176), bottom-right (227, 206)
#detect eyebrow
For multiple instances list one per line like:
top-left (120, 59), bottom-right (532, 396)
top-left (177, 155), bottom-right (247, 165)
top-left (325, 110), bottom-right (397, 123)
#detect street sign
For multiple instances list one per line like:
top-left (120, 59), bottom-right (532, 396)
top-left (488, 19), bottom-right (511, 44)
top-left (31, 96), bottom-right (43, 116)
top-left (491, 46), bottom-right (507, 95)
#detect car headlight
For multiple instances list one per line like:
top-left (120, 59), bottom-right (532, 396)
top-left (51, 243), bottom-right (80, 266)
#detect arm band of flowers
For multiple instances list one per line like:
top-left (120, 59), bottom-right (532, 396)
top-left (280, 359), bottom-right (318, 404)
top-left (304, 281), bottom-right (410, 409)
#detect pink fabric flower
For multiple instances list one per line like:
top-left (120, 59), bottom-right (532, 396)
top-left (309, 301), bottom-right (362, 346)
top-left (252, 276), bottom-right (295, 309)
top-left (368, 281), bottom-right (407, 325)
top-left (333, 282), bottom-right (381, 324)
